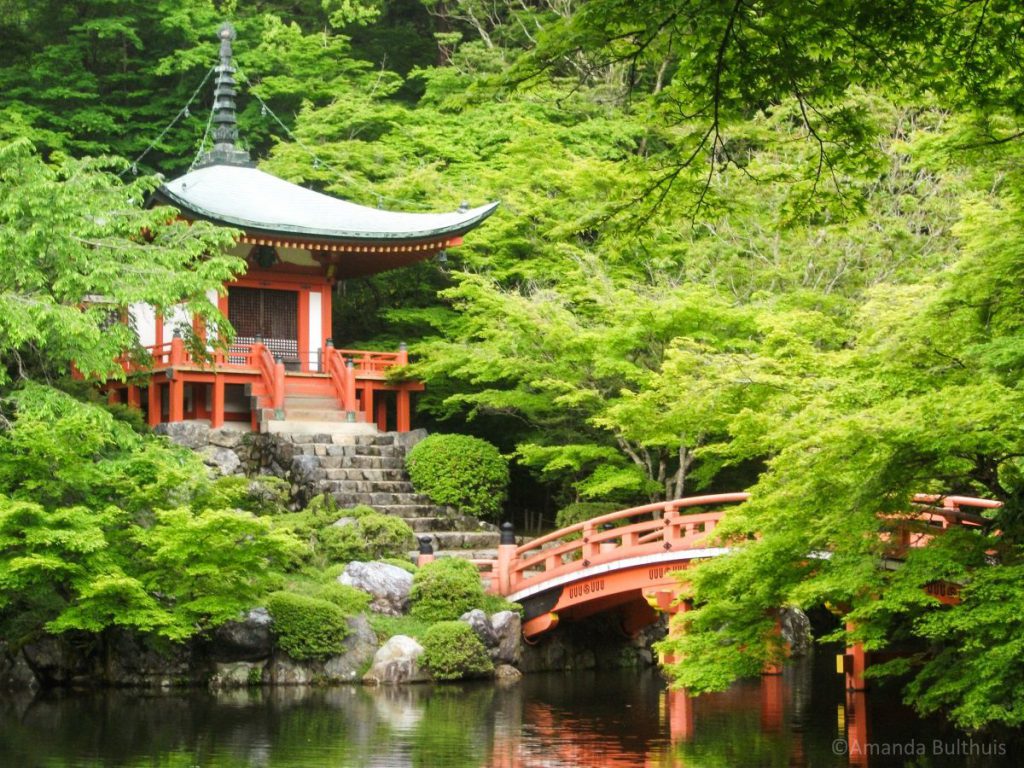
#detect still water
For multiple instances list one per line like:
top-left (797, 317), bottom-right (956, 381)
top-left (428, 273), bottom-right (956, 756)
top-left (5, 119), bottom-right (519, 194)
top-left (0, 650), bottom-right (1018, 768)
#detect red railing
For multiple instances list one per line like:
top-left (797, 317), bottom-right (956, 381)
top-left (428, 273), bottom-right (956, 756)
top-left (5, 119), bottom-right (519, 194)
top-left (487, 493), bottom-right (751, 596)
top-left (324, 347), bottom-right (356, 411)
top-left (463, 492), bottom-right (1004, 598)
top-left (252, 341), bottom-right (285, 411)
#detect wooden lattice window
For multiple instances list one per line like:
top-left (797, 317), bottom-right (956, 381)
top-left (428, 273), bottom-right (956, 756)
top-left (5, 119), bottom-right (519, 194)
top-left (228, 287), bottom-right (299, 361)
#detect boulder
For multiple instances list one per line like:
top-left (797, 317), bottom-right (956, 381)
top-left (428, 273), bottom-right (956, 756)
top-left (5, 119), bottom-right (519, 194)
top-left (208, 427), bottom-right (245, 449)
top-left (362, 635), bottom-right (430, 685)
top-left (494, 664), bottom-right (523, 683)
top-left (460, 609), bottom-right (498, 648)
top-left (212, 608), bottom-right (274, 661)
top-left (103, 631), bottom-right (193, 687)
top-left (266, 654), bottom-right (315, 685)
top-left (0, 644), bottom-right (38, 691)
top-left (489, 611), bottom-right (522, 666)
top-left (22, 636), bottom-right (91, 686)
top-left (393, 428), bottom-right (428, 451)
top-left (339, 562), bottom-right (413, 616)
top-left (323, 615), bottom-right (379, 682)
top-left (780, 606), bottom-right (813, 657)
top-left (156, 421), bottom-right (210, 450)
top-left (200, 446), bottom-right (242, 476)
top-left (208, 661), bottom-right (264, 689)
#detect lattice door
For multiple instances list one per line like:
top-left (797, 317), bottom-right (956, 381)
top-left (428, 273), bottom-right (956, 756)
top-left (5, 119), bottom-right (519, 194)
top-left (228, 287), bottom-right (299, 363)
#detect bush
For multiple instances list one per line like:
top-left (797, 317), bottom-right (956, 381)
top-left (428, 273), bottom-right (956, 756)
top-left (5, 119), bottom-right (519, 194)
top-left (319, 512), bottom-right (414, 563)
top-left (405, 434), bottom-right (509, 519)
top-left (266, 591), bottom-right (350, 659)
top-left (310, 582), bottom-right (372, 614)
top-left (410, 558), bottom-right (486, 622)
top-left (421, 621), bottom-right (494, 680)
top-left (554, 501), bottom-right (621, 529)
top-left (382, 557), bottom-right (417, 574)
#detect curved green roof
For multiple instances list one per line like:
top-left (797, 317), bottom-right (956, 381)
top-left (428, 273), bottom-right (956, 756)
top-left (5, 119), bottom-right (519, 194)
top-left (155, 164), bottom-right (498, 242)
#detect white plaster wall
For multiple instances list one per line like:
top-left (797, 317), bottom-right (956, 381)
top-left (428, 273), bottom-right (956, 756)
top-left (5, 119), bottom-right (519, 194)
top-left (130, 303), bottom-right (157, 347)
top-left (162, 305), bottom-right (191, 343)
top-left (309, 291), bottom-right (322, 371)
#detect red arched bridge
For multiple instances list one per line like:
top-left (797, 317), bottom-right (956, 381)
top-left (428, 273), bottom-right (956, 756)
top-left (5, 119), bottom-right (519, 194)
top-left (417, 491), bottom-right (1001, 688)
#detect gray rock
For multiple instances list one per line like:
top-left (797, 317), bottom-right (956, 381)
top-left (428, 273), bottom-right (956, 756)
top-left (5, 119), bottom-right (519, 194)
top-left (104, 631), bottom-right (192, 687)
top-left (266, 654), bottom-right (315, 685)
top-left (489, 611), bottom-right (522, 665)
top-left (339, 561), bottom-right (413, 616)
top-left (22, 636), bottom-right (91, 686)
top-left (212, 608), bottom-right (273, 660)
top-left (290, 453), bottom-right (320, 474)
top-left (780, 606), bottom-right (813, 657)
top-left (0, 645), bottom-right (38, 691)
top-left (362, 635), bottom-right (430, 685)
top-left (460, 609), bottom-right (498, 648)
top-left (494, 664), bottom-right (523, 683)
top-left (209, 661), bottom-right (264, 689)
top-left (330, 516), bottom-right (358, 529)
top-left (393, 428), bottom-right (428, 451)
top-left (156, 421), bottom-right (210, 449)
top-left (323, 615), bottom-right (379, 682)
top-left (201, 446), bottom-right (242, 476)
top-left (208, 427), bottom-right (245, 449)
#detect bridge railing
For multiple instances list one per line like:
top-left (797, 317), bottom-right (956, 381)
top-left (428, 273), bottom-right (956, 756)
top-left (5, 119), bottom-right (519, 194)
top-left (493, 493), bottom-right (751, 596)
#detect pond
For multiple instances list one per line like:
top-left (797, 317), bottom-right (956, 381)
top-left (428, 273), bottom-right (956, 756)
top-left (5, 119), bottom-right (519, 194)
top-left (1, 648), bottom-right (1017, 767)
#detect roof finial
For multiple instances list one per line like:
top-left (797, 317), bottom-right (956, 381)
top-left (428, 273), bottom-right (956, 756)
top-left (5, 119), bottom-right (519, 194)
top-left (195, 22), bottom-right (253, 168)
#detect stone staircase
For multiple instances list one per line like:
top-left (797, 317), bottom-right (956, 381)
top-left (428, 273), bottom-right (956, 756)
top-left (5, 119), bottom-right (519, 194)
top-left (281, 430), bottom-right (501, 560)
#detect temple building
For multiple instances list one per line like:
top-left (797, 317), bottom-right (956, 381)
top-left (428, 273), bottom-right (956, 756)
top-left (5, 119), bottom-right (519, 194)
top-left (106, 24), bottom-right (496, 434)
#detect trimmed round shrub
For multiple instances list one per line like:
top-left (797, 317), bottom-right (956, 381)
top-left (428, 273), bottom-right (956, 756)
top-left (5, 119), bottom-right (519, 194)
top-left (319, 512), bottom-right (415, 563)
top-left (266, 591), bottom-right (350, 659)
top-left (410, 557), bottom-right (485, 622)
top-left (405, 434), bottom-right (509, 519)
top-left (554, 501), bottom-right (621, 529)
top-left (311, 582), bottom-right (372, 614)
top-left (421, 621), bottom-right (494, 680)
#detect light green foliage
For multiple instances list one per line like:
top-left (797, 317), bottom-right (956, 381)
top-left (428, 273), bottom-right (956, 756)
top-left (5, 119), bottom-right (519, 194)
top-left (405, 434), bottom-right (508, 519)
top-left (0, 140), bottom-right (241, 382)
top-left (273, 499), bottom-right (413, 566)
top-left (0, 384), bottom-right (298, 645)
top-left (554, 502), bottom-right (621, 530)
top-left (265, 591), bottom-right (350, 660)
top-left (409, 557), bottom-right (485, 622)
top-left (421, 620), bottom-right (493, 681)
top-left (367, 614), bottom-right (434, 643)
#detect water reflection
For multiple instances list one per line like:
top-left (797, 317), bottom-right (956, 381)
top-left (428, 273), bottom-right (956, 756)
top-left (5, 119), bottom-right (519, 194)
top-left (0, 653), bottom-right (1016, 768)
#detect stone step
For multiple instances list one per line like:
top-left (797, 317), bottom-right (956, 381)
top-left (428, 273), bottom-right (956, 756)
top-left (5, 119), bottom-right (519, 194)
top-left (283, 395), bottom-right (341, 410)
top-left (408, 548), bottom-right (499, 561)
top-left (264, 420), bottom-right (377, 436)
top-left (348, 444), bottom-right (406, 458)
top-left (312, 463), bottom-right (407, 479)
top-left (319, 477), bottom-right (416, 494)
top-left (365, 504), bottom-right (450, 519)
top-left (345, 455), bottom-right (405, 470)
top-left (426, 531), bottom-right (502, 550)
top-left (328, 490), bottom-right (434, 508)
top-left (403, 515), bottom-right (499, 533)
top-left (283, 408), bottom-right (352, 421)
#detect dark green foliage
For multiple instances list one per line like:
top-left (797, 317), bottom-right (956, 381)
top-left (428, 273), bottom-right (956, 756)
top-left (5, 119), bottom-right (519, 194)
top-left (308, 582), bottom-right (372, 615)
top-left (266, 591), bottom-right (350, 660)
top-left (405, 434), bottom-right (509, 519)
top-left (421, 621), bottom-right (493, 681)
top-left (381, 557), bottom-right (417, 574)
top-left (319, 513), bottom-right (415, 564)
top-left (554, 502), bottom-right (621, 529)
top-left (409, 558), bottom-right (485, 622)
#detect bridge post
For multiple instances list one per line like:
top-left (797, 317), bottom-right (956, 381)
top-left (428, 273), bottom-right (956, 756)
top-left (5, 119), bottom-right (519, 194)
top-left (496, 522), bottom-right (516, 595)
top-left (842, 622), bottom-right (869, 690)
top-left (416, 536), bottom-right (435, 567)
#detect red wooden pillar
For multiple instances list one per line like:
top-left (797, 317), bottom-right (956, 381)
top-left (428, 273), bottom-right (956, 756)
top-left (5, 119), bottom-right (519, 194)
top-left (362, 384), bottom-right (374, 424)
top-left (127, 385), bottom-right (141, 409)
top-left (147, 382), bottom-right (162, 427)
top-left (666, 688), bottom-right (694, 744)
top-left (496, 522), bottom-right (517, 594)
top-left (844, 622), bottom-right (868, 691)
top-left (107, 388), bottom-right (120, 405)
top-left (845, 691), bottom-right (870, 766)
top-left (297, 289), bottom-right (310, 372)
top-left (343, 360), bottom-right (356, 412)
top-left (211, 378), bottom-right (225, 428)
top-left (396, 387), bottom-right (411, 432)
top-left (376, 396), bottom-right (388, 431)
top-left (759, 674), bottom-right (784, 733)
top-left (168, 374), bottom-right (184, 422)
